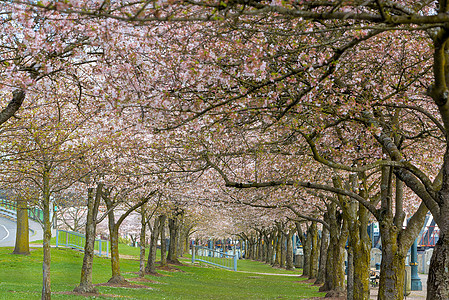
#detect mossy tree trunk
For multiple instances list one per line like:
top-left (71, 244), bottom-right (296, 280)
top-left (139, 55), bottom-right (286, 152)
top-left (375, 166), bottom-right (427, 300)
top-left (334, 175), bottom-right (371, 300)
top-left (309, 221), bottom-right (319, 279)
top-left (13, 198), bottom-right (29, 255)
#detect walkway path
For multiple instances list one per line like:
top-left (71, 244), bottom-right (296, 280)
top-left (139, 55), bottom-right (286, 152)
top-left (0, 216), bottom-right (43, 247)
top-left (370, 273), bottom-right (427, 299)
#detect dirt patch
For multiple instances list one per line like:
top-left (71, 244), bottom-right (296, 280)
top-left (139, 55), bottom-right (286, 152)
top-left (94, 282), bottom-right (152, 289)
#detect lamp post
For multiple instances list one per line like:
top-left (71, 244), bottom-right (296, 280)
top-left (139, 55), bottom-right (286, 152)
top-left (410, 238), bottom-right (422, 291)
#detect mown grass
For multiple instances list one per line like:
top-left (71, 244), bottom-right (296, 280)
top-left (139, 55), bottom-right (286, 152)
top-left (0, 245), bottom-right (324, 299)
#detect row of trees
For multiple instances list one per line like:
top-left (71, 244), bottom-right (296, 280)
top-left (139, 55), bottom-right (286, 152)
top-left (2, 0), bottom-right (449, 299)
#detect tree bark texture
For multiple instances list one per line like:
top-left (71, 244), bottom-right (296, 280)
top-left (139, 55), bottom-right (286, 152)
top-left (280, 233), bottom-right (285, 268)
top-left (41, 171), bottom-right (52, 300)
top-left (159, 215), bottom-right (167, 267)
top-left (139, 207), bottom-right (146, 278)
top-left (13, 199), bottom-right (29, 255)
top-left (302, 227), bottom-right (311, 277)
top-left (427, 232), bottom-right (449, 299)
top-left (145, 217), bottom-right (160, 274)
top-left (285, 229), bottom-right (295, 270)
top-left (74, 185), bottom-right (103, 293)
top-left (0, 90), bottom-right (25, 126)
top-left (315, 223), bottom-right (329, 285)
top-left (167, 215), bottom-right (180, 264)
top-left (309, 221), bottom-right (319, 279)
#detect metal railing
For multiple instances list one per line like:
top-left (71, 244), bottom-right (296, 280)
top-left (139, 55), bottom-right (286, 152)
top-left (0, 206), bottom-right (17, 220)
top-left (419, 225), bottom-right (440, 247)
top-left (55, 229), bottom-right (109, 257)
top-left (192, 245), bottom-right (237, 271)
top-left (0, 199), bottom-right (45, 223)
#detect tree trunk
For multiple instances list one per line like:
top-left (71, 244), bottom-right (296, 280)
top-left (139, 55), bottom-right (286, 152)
top-left (102, 190), bottom-right (152, 283)
top-left (266, 234), bottom-right (274, 264)
top-left (286, 229), bottom-right (294, 270)
top-left (74, 185), bottom-right (103, 293)
top-left (108, 226), bottom-right (125, 283)
top-left (177, 224), bottom-right (183, 257)
top-left (280, 233), bottom-right (285, 268)
top-left (378, 234), bottom-right (406, 299)
top-left (303, 226), bottom-right (311, 277)
top-left (320, 236), bottom-right (334, 292)
top-left (139, 207), bottom-right (146, 278)
top-left (258, 232), bottom-right (263, 261)
top-left (41, 171), bottom-right (52, 300)
top-left (145, 217), bottom-right (160, 274)
top-left (159, 215), bottom-right (167, 267)
top-left (315, 224), bottom-right (329, 285)
top-left (330, 218), bottom-right (347, 295)
top-left (309, 221), bottom-right (319, 279)
top-left (347, 247), bottom-right (354, 300)
top-left (273, 230), bottom-right (281, 267)
top-left (13, 198), bottom-right (29, 255)
top-left (167, 215), bottom-right (180, 264)
top-left (427, 232), bottom-right (449, 299)
top-left (321, 207), bottom-right (348, 296)
top-left (334, 174), bottom-right (371, 300)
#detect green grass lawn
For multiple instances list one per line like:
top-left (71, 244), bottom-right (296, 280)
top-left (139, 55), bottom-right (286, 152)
top-left (0, 245), bottom-right (324, 299)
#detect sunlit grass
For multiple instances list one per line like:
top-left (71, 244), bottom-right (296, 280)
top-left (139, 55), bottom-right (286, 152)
top-left (0, 245), bottom-right (323, 299)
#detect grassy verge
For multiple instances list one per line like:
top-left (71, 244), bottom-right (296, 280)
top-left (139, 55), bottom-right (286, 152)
top-left (0, 245), bottom-right (324, 299)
